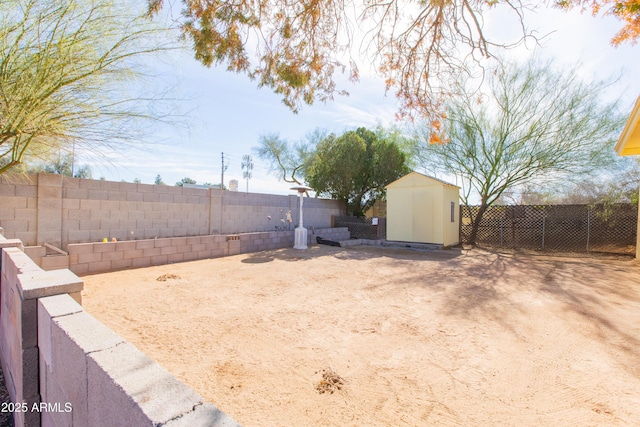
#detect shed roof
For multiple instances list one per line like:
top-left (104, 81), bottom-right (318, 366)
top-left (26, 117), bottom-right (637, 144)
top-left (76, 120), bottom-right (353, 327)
top-left (386, 171), bottom-right (459, 189)
top-left (615, 95), bottom-right (640, 156)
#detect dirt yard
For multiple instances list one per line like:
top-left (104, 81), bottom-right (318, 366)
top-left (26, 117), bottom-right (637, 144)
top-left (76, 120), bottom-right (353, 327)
top-left (81, 245), bottom-right (640, 426)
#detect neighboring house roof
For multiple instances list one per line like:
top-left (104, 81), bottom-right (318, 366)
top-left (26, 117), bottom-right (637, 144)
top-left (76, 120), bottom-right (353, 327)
top-left (615, 95), bottom-right (640, 156)
top-left (386, 171), bottom-right (459, 189)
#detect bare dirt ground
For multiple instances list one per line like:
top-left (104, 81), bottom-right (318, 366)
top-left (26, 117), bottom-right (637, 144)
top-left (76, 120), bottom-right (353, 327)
top-left (81, 245), bottom-right (640, 426)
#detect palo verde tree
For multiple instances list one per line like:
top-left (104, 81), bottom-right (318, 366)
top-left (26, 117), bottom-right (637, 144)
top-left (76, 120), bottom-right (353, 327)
top-left (306, 127), bottom-right (410, 216)
top-left (0, 0), bottom-right (176, 175)
top-left (254, 131), bottom-right (321, 186)
top-left (148, 0), bottom-right (639, 120)
top-left (416, 57), bottom-right (624, 245)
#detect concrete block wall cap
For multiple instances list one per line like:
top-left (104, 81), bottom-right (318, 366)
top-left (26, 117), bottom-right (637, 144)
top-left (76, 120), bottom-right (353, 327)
top-left (0, 238), bottom-right (24, 248)
top-left (55, 310), bottom-right (124, 353)
top-left (17, 269), bottom-right (83, 300)
top-left (4, 246), bottom-right (42, 273)
top-left (164, 403), bottom-right (242, 427)
top-left (89, 342), bottom-right (204, 425)
top-left (38, 294), bottom-right (83, 318)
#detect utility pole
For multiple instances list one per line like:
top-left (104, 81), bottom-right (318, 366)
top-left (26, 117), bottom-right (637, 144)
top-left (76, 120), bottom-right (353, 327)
top-left (241, 154), bottom-right (253, 193)
top-left (221, 152), bottom-right (228, 189)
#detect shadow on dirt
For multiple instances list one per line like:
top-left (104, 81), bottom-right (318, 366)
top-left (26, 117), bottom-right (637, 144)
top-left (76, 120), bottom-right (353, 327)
top-left (524, 255), bottom-right (640, 369)
top-left (240, 243), bottom-right (465, 265)
top-left (419, 247), bottom-right (640, 379)
top-left (241, 244), bottom-right (640, 375)
top-left (241, 256), bottom-right (275, 264)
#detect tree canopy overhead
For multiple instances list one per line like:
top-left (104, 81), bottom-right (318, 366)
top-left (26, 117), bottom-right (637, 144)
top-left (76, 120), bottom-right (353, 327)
top-left (148, 0), bottom-right (639, 119)
top-left (556, 0), bottom-right (640, 46)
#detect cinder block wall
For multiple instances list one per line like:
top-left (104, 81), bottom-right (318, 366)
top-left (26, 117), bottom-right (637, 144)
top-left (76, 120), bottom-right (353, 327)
top-left (62, 177), bottom-right (212, 246)
top-left (0, 174), bottom-right (345, 249)
top-left (65, 228), bottom-right (349, 275)
top-left (67, 232), bottom-right (293, 274)
top-left (0, 232), bottom-right (240, 427)
top-left (0, 244), bottom-right (83, 427)
top-left (37, 295), bottom-right (238, 427)
top-left (309, 227), bottom-right (350, 242)
top-left (0, 175), bottom-right (38, 245)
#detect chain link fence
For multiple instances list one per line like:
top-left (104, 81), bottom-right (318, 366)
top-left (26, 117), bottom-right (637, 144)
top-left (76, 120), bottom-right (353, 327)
top-left (333, 216), bottom-right (387, 240)
top-left (460, 204), bottom-right (637, 254)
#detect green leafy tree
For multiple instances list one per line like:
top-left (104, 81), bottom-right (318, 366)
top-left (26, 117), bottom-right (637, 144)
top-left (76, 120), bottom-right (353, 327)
top-left (154, 174), bottom-right (165, 185)
top-left (416, 57), bottom-right (624, 245)
top-left (0, 0), bottom-right (176, 175)
top-left (175, 177), bottom-right (197, 187)
top-left (306, 127), bottom-right (410, 216)
top-left (26, 153), bottom-right (92, 178)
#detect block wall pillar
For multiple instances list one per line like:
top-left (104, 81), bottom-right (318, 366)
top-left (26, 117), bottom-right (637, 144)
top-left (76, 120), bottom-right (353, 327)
top-left (210, 189), bottom-right (223, 235)
top-left (36, 174), bottom-right (64, 248)
top-left (0, 246), bottom-right (83, 427)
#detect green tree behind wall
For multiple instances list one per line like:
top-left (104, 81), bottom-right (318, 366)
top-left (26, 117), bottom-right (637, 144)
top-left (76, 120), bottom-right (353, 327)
top-left (307, 127), bottom-right (410, 216)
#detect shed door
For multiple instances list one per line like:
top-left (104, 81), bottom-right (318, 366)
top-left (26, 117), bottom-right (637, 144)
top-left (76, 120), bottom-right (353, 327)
top-left (413, 188), bottom-right (436, 243)
top-left (388, 187), bottom-right (414, 242)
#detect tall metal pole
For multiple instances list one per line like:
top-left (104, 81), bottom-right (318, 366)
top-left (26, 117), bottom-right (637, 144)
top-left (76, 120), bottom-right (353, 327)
top-left (242, 154), bottom-right (253, 193)
top-left (291, 185), bottom-right (312, 250)
top-left (298, 191), bottom-right (304, 228)
top-left (221, 152), bottom-right (228, 190)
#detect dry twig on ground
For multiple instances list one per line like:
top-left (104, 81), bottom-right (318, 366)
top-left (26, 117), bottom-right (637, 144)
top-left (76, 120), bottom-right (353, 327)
top-left (156, 274), bottom-right (181, 281)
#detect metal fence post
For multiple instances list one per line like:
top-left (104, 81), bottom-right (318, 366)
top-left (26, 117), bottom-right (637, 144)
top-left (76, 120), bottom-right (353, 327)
top-left (500, 218), bottom-right (503, 247)
top-left (586, 209), bottom-right (591, 253)
top-left (542, 217), bottom-right (545, 250)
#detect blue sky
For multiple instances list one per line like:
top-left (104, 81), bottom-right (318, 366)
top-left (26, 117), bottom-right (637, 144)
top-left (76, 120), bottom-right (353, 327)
top-left (83, 6), bottom-right (640, 196)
